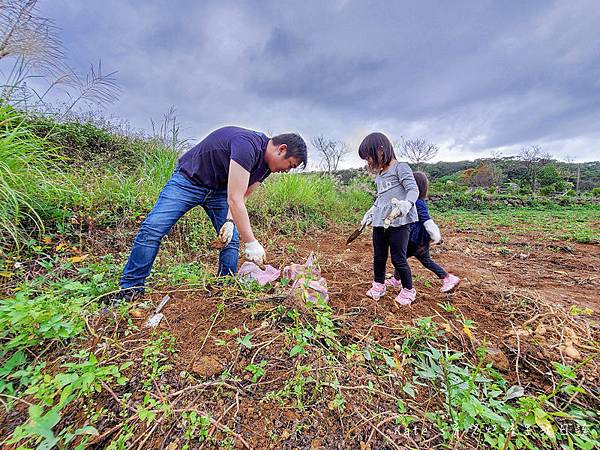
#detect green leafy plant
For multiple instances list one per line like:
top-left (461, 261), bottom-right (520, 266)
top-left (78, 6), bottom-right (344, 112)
top-left (181, 411), bottom-right (211, 446)
top-left (245, 360), bottom-right (267, 382)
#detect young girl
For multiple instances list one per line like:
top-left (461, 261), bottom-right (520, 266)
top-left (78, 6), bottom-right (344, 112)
top-left (359, 132), bottom-right (419, 305)
top-left (386, 171), bottom-right (460, 293)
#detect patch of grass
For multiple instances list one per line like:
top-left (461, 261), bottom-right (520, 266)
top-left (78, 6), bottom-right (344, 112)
top-left (436, 206), bottom-right (600, 243)
top-left (248, 172), bottom-right (372, 234)
top-left (65, 144), bottom-right (178, 224)
top-left (0, 104), bottom-right (74, 251)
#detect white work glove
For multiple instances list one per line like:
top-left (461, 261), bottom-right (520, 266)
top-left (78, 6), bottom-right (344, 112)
top-left (244, 240), bottom-right (266, 266)
top-left (384, 198), bottom-right (413, 228)
top-left (361, 206), bottom-right (375, 227)
top-left (424, 219), bottom-right (442, 244)
top-left (217, 220), bottom-right (235, 246)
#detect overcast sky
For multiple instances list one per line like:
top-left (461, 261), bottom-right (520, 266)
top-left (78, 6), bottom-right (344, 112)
top-left (21, 1), bottom-right (600, 166)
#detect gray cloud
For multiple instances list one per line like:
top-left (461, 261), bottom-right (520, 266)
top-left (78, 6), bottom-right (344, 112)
top-left (20, 0), bottom-right (600, 163)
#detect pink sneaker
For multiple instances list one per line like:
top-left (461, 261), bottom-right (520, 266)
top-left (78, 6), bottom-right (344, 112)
top-left (395, 288), bottom-right (416, 305)
top-left (385, 277), bottom-right (402, 289)
top-left (366, 282), bottom-right (386, 300)
top-left (440, 274), bottom-right (460, 293)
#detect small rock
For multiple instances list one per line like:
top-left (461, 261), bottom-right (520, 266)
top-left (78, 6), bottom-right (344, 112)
top-left (485, 348), bottom-right (510, 372)
top-left (191, 356), bottom-right (224, 378)
top-left (129, 308), bottom-right (143, 318)
top-left (310, 439), bottom-right (323, 450)
top-left (563, 345), bottom-right (582, 361)
top-left (564, 327), bottom-right (579, 344)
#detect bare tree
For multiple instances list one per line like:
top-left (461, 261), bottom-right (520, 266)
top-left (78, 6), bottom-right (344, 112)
top-left (518, 145), bottom-right (552, 193)
top-left (397, 137), bottom-right (439, 170)
top-left (311, 135), bottom-right (348, 173)
top-left (564, 155), bottom-right (581, 193)
top-left (490, 150), bottom-right (503, 161)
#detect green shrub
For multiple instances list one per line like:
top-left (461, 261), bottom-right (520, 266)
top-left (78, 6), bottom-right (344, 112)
top-left (519, 184), bottom-right (532, 195)
top-left (28, 115), bottom-right (144, 169)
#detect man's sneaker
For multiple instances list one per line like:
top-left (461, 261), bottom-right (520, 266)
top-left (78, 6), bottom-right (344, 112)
top-left (395, 288), bottom-right (416, 306)
top-left (440, 274), bottom-right (460, 293)
top-left (366, 282), bottom-right (386, 300)
top-left (105, 288), bottom-right (144, 307)
top-left (385, 277), bottom-right (402, 289)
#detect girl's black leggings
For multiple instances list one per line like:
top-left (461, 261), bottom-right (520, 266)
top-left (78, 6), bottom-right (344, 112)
top-left (372, 225), bottom-right (413, 289)
top-left (394, 242), bottom-right (448, 280)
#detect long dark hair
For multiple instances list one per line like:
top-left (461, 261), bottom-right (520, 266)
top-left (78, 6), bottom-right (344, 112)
top-left (358, 132), bottom-right (396, 170)
top-left (413, 171), bottom-right (429, 200)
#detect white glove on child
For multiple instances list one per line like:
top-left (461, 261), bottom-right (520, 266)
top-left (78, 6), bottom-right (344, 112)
top-left (394, 198), bottom-right (413, 217)
top-left (424, 219), bottom-right (442, 244)
top-left (361, 206), bottom-right (375, 227)
top-left (217, 220), bottom-right (235, 246)
top-left (244, 240), bottom-right (266, 265)
top-left (384, 198), bottom-right (413, 228)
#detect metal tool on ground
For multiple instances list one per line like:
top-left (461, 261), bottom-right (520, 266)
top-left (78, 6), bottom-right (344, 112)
top-left (346, 223), bottom-right (366, 245)
top-left (145, 294), bottom-right (171, 328)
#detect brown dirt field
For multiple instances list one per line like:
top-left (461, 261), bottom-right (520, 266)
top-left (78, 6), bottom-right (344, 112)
top-left (2, 223), bottom-right (598, 449)
top-left (127, 224), bottom-right (599, 449)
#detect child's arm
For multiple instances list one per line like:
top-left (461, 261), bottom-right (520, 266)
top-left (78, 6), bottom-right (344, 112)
top-left (361, 205), bottom-right (375, 226)
top-left (398, 164), bottom-right (419, 205)
top-left (389, 163), bottom-right (419, 218)
top-left (415, 200), bottom-right (431, 223)
top-left (418, 201), bottom-right (442, 243)
top-left (424, 219), bottom-right (442, 244)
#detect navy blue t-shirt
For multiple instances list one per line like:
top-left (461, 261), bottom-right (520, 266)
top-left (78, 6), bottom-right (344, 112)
top-left (409, 199), bottom-right (433, 246)
top-left (178, 126), bottom-right (271, 190)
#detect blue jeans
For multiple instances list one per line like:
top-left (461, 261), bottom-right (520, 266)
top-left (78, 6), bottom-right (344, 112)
top-left (119, 171), bottom-right (239, 290)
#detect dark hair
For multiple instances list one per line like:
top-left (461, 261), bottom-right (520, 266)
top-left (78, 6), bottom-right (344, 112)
top-left (358, 132), bottom-right (396, 170)
top-left (271, 133), bottom-right (308, 169)
top-left (413, 171), bottom-right (429, 199)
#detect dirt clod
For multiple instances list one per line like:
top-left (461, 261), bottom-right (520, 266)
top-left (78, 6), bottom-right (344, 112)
top-left (485, 348), bottom-right (510, 371)
top-left (191, 356), bottom-right (224, 378)
top-left (129, 308), bottom-right (143, 318)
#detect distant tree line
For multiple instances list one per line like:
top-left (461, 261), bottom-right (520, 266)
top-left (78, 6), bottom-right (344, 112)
top-left (420, 148), bottom-right (600, 194)
top-left (312, 134), bottom-right (599, 195)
